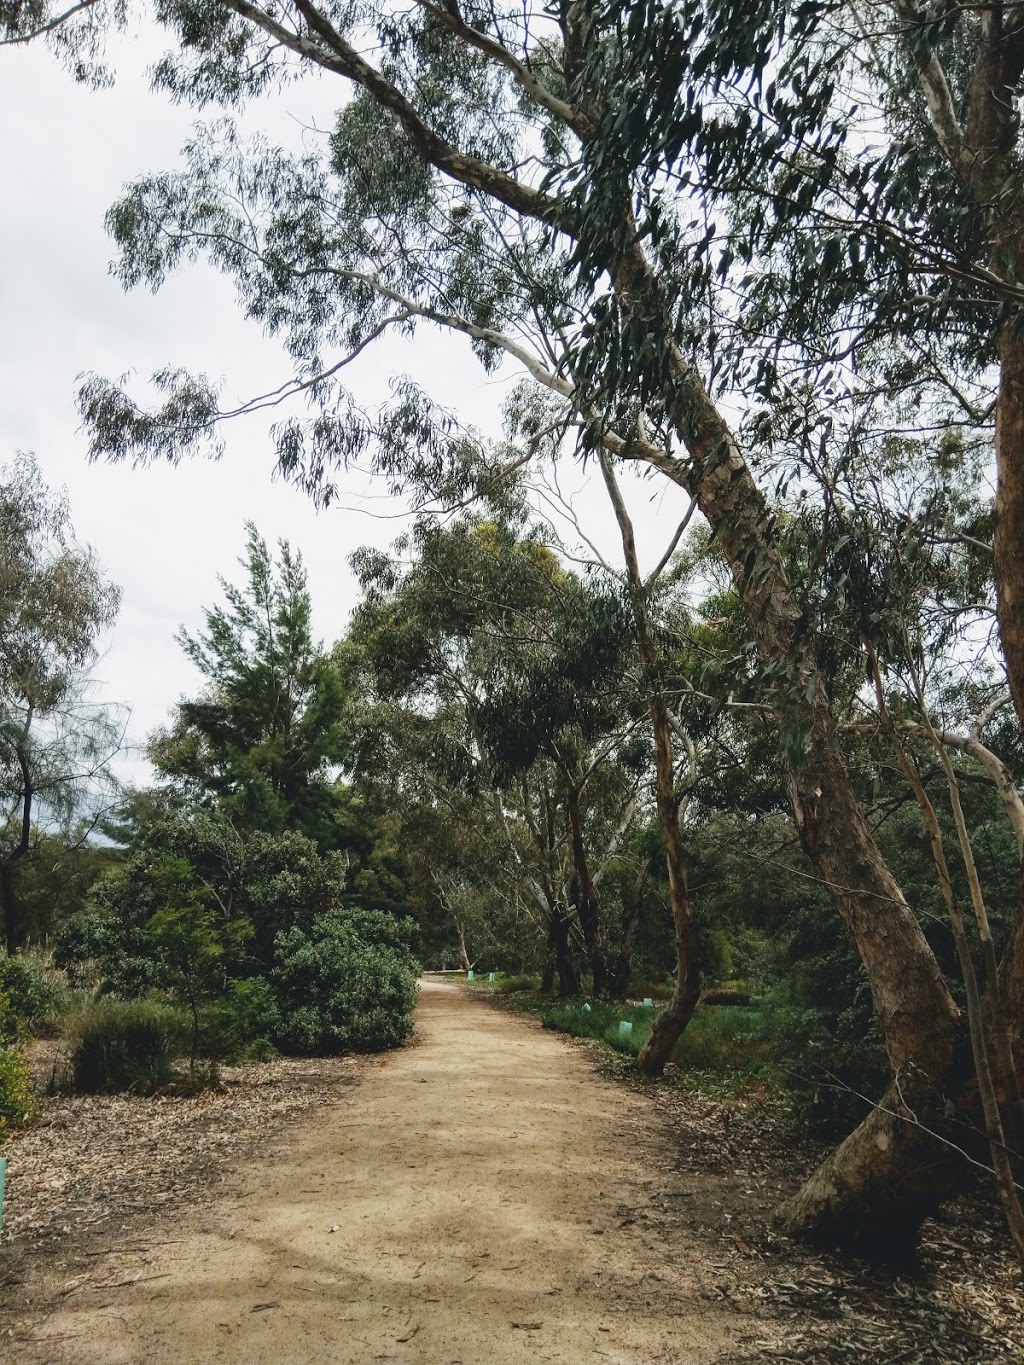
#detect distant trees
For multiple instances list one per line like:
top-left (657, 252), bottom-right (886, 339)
top-left (348, 512), bottom-right (676, 998)
top-left (0, 453), bottom-right (123, 951)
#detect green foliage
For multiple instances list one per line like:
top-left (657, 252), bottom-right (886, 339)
top-left (539, 1000), bottom-right (655, 1057)
top-left (689, 812), bottom-right (887, 1132)
top-left (490, 973), bottom-right (538, 994)
top-left (149, 523), bottom-right (350, 846)
top-left (0, 986), bottom-right (26, 1044)
top-left (273, 909), bottom-right (418, 1055)
top-left (673, 1005), bottom-right (773, 1074)
top-left (145, 858), bottom-right (255, 1067)
top-left (68, 998), bottom-right (187, 1095)
top-left (7, 835), bottom-right (121, 946)
top-left (196, 977), bottom-right (279, 1062)
top-left (56, 820), bottom-right (347, 989)
top-left (0, 1044), bottom-right (38, 1141)
top-left (0, 950), bottom-right (63, 1027)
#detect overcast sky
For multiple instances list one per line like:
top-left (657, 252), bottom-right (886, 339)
top-left (0, 27), bottom-right (692, 788)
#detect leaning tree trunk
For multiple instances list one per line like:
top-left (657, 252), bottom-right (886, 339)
top-left (599, 453), bottom-right (702, 1074)
top-left (776, 744), bottom-right (965, 1249)
top-left (635, 693), bottom-right (702, 1077)
top-left (603, 251), bottom-right (966, 1242)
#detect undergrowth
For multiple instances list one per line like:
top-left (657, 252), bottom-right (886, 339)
top-left (489, 983), bottom-right (779, 1098)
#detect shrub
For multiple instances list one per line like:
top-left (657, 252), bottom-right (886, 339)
top-left (273, 909), bottom-right (418, 1054)
top-left (0, 1045), bottom-right (39, 1140)
top-left (0, 950), bottom-right (64, 1028)
top-left (197, 978), bottom-right (280, 1062)
top-left (630, 977), bottom-right (675, 1002)
top-left (673, 1003), bottom-right (771, 1071)
top-left (68, 999), bottom-right (187, 1094)
top-left (0, 987), bottom-right (26, 1044)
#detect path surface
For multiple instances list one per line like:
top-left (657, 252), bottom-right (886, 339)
top-left (20, 982), bottom-right (741, 1363)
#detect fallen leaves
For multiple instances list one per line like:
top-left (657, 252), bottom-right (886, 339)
top-left (1, 1050), bottom-right (359, 1254)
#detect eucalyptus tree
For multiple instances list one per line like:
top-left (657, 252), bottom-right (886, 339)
top-left (0, 454), bottom-right (123, 951)
top-left (12, 0), bottom-right (1024, 1246)
top-left (349, 512), bottom-right (647, 995)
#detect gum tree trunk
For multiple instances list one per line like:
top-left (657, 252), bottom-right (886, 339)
top-left (777, 747), bottom-right (965, 1250)
top-left (606, 247), bottom-right (964, 1242)
top-left (599, 453), bottom-right (702, 1074)
top-left (633, 690), bottom-right (702, 1077)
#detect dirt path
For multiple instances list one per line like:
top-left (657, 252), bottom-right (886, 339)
top-left (12, 981), bottom-right (743, 1363)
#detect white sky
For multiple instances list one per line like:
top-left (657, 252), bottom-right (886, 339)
top-left (0, 28), bottom-right (693, 788)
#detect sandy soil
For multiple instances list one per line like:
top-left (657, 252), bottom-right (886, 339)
top-left (8, 981), bottom-right (743, 1363)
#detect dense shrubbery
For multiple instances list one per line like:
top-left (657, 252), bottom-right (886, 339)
top-left (52, 821), bottom-right (420, 1084)
top-left (538, 1000), bottom-right (658, 1056)
top-left (274, 910), bottom-right (418, 1054)
top-left (537, 996), bottom-right (773, 1071)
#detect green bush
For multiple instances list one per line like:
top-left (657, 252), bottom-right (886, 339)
top-left (0, 987), bottom-right (26, 1045)
top-left (673, 1003), bottom-right (771, 1071)
top-left (68, 999), bottom-right (187, 1094)
top-left (273, 909), bottom-right (418, 1054)
top-left (197, 978), bottom-right (280, 1062)
top-left (0, 1045), bottom-right (39, 1140)
top-left (630, 977), bottom-right (675, 1002)
top-left (0, 951), bottom-right (64, 1028)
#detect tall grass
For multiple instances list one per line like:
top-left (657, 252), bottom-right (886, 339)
top-left (67, 998), bottom-right (189, 1094)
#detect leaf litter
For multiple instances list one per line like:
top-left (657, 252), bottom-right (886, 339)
top-left (1, 1045), bottom-right (359, 1256)
top-left (596, 1046), bottom-right (1024, 1363)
